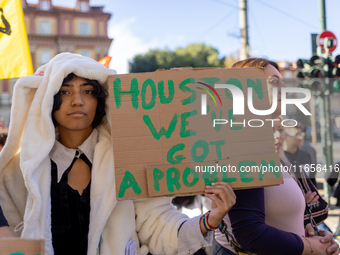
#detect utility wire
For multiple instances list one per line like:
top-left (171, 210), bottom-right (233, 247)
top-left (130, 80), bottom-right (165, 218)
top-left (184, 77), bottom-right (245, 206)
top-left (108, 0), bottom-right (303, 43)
top-left (194, 9), bottom-right (237, 41)
top-left (229, 7), bottom-right (240, 53)
top-left (249, 9), bottom-right (268, 56)
top-left (254, 0), bottom-right (318, 30)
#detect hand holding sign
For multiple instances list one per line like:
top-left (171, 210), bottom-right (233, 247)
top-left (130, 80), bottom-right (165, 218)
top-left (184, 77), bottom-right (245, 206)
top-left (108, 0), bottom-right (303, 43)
top-left (199, 182), bottom-right (236, 233)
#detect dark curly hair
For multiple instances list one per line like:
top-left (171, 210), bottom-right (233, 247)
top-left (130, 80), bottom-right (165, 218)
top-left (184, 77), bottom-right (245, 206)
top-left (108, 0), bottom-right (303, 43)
top-left (0, 133), bottom-right (7, 147)
top-left (51, 73), bottom-right (108, 129)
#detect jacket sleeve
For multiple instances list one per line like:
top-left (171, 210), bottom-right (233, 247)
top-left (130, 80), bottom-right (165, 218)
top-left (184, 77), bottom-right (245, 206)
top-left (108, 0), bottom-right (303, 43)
top-left (292, 165), bottom-right (329, 226)
top-left (134, 197), bottom-right (212, 255)
top-left (0, 153), bottom-right (26, 234)
top-left (298, 171), bottom-right (329, 226)
top-left (228, 188), bottom-right (304, 255)
top-left (177, 215), bottom-right (213, 255)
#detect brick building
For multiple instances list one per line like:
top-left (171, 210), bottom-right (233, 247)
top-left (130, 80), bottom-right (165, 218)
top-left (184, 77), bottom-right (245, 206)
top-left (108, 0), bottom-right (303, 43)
top-left (0, 0), bottom-right (113, 128)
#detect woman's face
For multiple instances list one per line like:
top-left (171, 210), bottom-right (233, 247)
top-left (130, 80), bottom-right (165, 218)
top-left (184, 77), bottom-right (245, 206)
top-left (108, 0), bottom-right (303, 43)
top-left (273, 119), bottom-right (285, 153)
top-left (53, 76), bottom-right (98, 133)
top-left (264, 64), bottom-right (285, 118)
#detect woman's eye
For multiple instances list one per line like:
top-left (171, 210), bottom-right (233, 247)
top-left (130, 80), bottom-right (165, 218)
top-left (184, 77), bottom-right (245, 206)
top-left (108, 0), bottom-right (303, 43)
top-left (268, 78), bottom-right (279, 84)
top-left (84, 90), bottom-right (94, 94)
top-left (60, 91), bottom-right (69, 95)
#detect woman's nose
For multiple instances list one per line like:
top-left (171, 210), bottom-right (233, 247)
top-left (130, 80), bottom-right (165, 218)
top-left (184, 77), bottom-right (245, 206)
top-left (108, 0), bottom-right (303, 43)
top-left (71, 92), bottom-right (84, 106)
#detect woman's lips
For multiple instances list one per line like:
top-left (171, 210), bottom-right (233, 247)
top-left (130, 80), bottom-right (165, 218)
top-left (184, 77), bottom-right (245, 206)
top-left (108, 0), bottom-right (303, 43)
top-left (274, 142), bottom-right (281, 149)
top-left (69, 111), bottom-right (85, 117)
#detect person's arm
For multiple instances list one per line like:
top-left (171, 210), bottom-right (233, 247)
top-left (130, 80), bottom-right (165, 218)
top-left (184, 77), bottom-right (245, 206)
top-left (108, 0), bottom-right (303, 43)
top-left (134, 182), bottom-right (236, 255)
top-left (200, 182), bottom-right (236, 235)
top-left (297, 169), bottom-right (329, 226)
top-left (305, 224), bottom-right (339, 255)
top-left (177, 182), bottom-right (236, 254)
top-left (134, 196), bottom-right (190, 255)
top-left (228, 188), bottom-right (329, 255)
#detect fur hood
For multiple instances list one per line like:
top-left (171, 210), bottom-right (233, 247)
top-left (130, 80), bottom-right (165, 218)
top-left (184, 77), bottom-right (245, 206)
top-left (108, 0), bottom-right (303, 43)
top-left (0, 53), bottom-right (116, 254)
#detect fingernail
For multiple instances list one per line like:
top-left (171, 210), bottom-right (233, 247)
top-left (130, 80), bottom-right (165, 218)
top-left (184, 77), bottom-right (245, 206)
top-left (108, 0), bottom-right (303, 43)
top-left (206, 186), bottom-right (211, 188)
top-left (211, 183), bottom-right (216, 185)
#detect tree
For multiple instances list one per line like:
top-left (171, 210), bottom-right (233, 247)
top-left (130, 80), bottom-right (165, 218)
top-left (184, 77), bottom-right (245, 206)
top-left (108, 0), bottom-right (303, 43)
top-left (128, 53), bottom-right (158, 73)
top-left (223, 51), bottom-right (239, 68)
top-left (129, 43), bottom-right (224, 73)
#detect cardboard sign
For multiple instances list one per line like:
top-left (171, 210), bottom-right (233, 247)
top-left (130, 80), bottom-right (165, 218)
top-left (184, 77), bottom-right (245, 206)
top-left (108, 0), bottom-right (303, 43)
top-left (108, 67), bottom-right (283, 200)
top-left (0, 239), bottom-right (44, 255)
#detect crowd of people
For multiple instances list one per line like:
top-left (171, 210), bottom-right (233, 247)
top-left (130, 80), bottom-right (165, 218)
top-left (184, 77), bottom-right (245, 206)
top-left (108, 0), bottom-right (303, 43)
top-left (0, 53), bottom-right (338, 255)
top-left (213, 58), bottom-right (336, 255)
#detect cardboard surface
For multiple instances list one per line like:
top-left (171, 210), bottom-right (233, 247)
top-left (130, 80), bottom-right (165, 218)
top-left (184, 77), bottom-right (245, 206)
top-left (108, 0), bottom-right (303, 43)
top-left (146, 153), bottom-right (281, 197)
top-left (0, 239), bottom-right (44, 255)
top-left (108, 67), bottom-right (283, 200)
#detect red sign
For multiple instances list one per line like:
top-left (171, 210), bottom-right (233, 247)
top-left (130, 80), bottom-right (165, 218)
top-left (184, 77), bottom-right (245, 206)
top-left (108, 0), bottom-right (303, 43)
top-left (317, 30), bottom-right (337, 53)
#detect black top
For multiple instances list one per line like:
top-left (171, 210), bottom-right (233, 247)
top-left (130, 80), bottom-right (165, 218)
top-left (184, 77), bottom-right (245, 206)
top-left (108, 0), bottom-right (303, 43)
top-left (51, 152), bottom-right (92, 255)
top-left (284, 148), bottom-right (313, 167)
top-left (285, 148), bottom-right (316, 186)
top-left (0, 205), bottom-right (8, 227)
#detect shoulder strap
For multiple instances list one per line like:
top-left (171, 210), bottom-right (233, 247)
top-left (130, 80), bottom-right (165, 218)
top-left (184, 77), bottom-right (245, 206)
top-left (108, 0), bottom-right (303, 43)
top-left (218, 220), bottom-right (249, 255)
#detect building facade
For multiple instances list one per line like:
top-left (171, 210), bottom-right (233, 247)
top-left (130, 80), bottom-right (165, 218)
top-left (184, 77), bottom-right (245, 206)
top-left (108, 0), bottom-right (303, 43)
top-left (0, 0), bottom-right (112, 128)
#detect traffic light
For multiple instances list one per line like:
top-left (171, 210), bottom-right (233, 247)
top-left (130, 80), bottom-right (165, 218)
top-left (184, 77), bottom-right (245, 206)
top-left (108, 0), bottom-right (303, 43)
top-left (296, 56), bottom-right (326, 80)
top-left (296, 59), bottom-right (310, 69)
top-left (331, 55), bottom-right (340, 77)
top-left (296, 56), bottom-right (327, 93)
top-left (330, 55), bottom-right (340, 93)
top-left (310, 55), bottom-right (327, 66)
top-left (296, 55), bottom-right (340, 93)
top-left (332, 80), bottom-right (340, 92)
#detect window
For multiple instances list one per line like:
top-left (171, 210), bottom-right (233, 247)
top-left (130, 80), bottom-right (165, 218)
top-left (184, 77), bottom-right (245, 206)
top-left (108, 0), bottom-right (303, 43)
top-left (64, 19), bottom-right (69, 34)
top-left (79, 21), bottom-right (90, 35)
top-left (38, 20), bottom-right (52, 35)
top-left (79, 2), bottom-right (88, 12)
top-left (99, 21), bottom-right (104, 36)
top-left (78, 49), bottom-right (92, 58)
top-left (41, 0), bottom-right (50, 10)
top-left (40, 50), bottom-right (51, 65)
